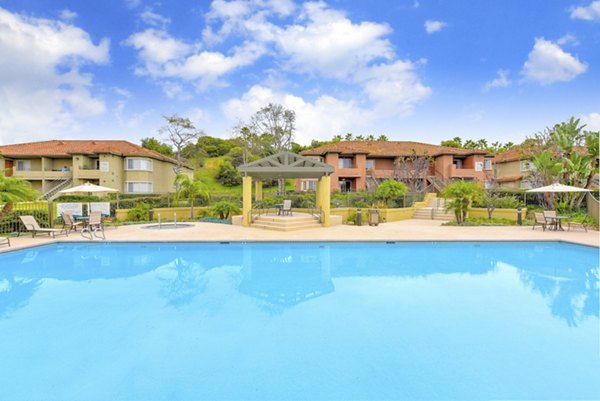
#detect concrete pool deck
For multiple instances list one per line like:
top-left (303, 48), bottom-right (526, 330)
top-left (1, 219), bottom-right (598, 252)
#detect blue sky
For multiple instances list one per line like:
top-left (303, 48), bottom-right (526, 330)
top-left (0, 0), bottom-right (598, 147)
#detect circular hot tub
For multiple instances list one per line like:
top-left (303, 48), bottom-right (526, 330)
top-left (142, 223), bottom-right (194, 230)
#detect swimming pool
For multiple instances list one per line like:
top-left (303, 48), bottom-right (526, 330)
top-left (0, 241), bottom-right (598, 400)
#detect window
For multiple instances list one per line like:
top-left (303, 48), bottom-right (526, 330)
top-left (125, 158), bottom-right (153, 171)
top-left (475, 162), bottom-right (483, 172)
top-left (484, 159), bottom-right (492, 170)
top-left (338, 157), bottom-right (353, 168)
top-left (301, 180), bottom-right (317, 191)
top-left (520, 160), bottom-right (535, 172)
top-left (366, 159), bottom-right (375, 170)
top-left (16, 160), bottom-right (31, 171)
top-left (125, 182), bottom-right (153, 193)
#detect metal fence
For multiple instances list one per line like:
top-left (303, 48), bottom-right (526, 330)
top-left (0, 202), bottom-right (53, 236)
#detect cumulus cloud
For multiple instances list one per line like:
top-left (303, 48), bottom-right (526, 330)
top-left (222, 85), bottom-right (372, 143)
top-left (483, 69), bottom-right (511, 92)
top-left (521, 37), bottom-right (587, 85)
top-left (424, 20), bottom-right (446, 34)
top-left (272, 2), bottom-right (394, 79)
top-left (580, 112), bottom-right (600, 131)
top-left (570, 1), bottom-right (600, 21)
top-left (0, 7), bottom-right (109, 144)
top-left (140, 9), bottom-right (171, 28)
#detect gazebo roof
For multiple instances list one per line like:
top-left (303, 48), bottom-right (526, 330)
top-left (237, 151), bottom-right (334, 179)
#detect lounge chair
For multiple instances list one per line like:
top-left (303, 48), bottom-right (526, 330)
top-left (81, 211), bottom-right (105, 240)
top-left (19, 215), bottom-right (68, 238)
top-left (281, 200), bottom-right (292, 216)
top-left (532, 212), bottom-right (548, 231)
top-left (0, 237), bottom-right (9, 247)
top-left (62, 212), bottom-right (83, 232)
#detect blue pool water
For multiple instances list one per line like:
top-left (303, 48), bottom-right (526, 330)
top-left (0, 241), bottom-right (598, 400)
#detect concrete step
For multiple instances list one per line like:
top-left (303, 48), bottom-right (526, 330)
top-left (413, 207), bottom-right (454, 221)
top-left (251, 212), bottom-right (321, 231)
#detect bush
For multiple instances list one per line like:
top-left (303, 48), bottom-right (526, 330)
top-left (376, 180), bottom-right (408, 207)
top-left (0, 209), bottom-right (51, 234)
top-left (209, 201), bottom-right (240, 220)
top-left (127, 203), bottom-right (150, 222)
top-left (216, 160), bottom-right (242, 186)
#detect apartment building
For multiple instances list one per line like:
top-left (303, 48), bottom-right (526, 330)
top-left (0, 140), bottom-right (192, 198)
top-left (493, 147), bottom-right (535, 189)
top-left (297, 141), bottom-right (494, 192)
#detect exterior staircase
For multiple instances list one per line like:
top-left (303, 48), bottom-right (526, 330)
top-left (39, 178), bottom-right (73, 201)
top-left (427, 175), bottom-right (447, 192)
top-left (251, 212), bottom-right (322, 231)
top-left (366, 175), bottom-right (380, 192)
top-left (412, 195), bottom-right (454, 221)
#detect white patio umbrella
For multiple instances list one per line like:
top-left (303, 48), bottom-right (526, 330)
top-left (59, 183), bottom-right (119, 215)
top-left (59, 182), bottom-right (119, 196)
top-left (526, 183), bottom-right (590, 193)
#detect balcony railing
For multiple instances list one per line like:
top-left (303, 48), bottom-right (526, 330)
top-left (13, 170), bottom-right (72, 180)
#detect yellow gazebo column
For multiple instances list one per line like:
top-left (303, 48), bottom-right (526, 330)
top-left (315, 177), bottom-right (322, 210)
top-left (242, 175), bottom-right (253, 227)
top-left (321, 175), bottom-right (331, 227)
top-left (255, 180), bottom-right (263, 201)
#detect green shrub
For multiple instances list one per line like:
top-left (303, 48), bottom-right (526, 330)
top-left (0, 209), bottom-right (51, 234)
top-left (210, 201), bottom-right (240, 220)
top-left (127, 203), bottom-right (150, 222)
top-left (216, 160), bottom-right (242, 186)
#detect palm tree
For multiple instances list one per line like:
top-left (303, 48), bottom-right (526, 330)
top-left (174, 174), bottom-right (209, 219)
top-left (440, 180), bottom-right (484, 225)
top-left (0, 175), bottom-right (38, 219)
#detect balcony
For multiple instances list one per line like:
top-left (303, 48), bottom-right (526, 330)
top-left (369, 169), bottom-right (395, 179)
top-left (447, 165), bottom-right (484, 179)
top-left (13, 170), bottom-right (72, 180)
top-left (77, 168), bottom-right (102, 179)
top-left (337, 167), bottom-right (362, 177)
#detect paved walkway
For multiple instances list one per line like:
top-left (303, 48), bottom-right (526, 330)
top-left (2, 219), bottom-right (598, 253)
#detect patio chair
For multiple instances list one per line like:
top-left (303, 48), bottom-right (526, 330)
top-left (19, 215), bottom-right (68, 238)
top-left (281, 199), bottom-right (292, 216)
top-left (0, 236), bottom-right (9, 247)
top-left (532, 212), bottom-right (549, 231)
top-left (81, 211), bottom-right (105, 240)
top-left (542, 210), bottom-right (558, 231)
top-left (62, 212), bottom-right (83, 232)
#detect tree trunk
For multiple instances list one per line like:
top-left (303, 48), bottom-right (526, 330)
top-left (0, 202), bottom-right (13, 220)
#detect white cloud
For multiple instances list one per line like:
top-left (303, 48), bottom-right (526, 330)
top-left (272, 2), bottom-right (394, 79)
top-left (580, 112), bottom-right (600, 131)
top-left (124, 28), bottom-right (192, 75)
top-left (424, 20), bottom-right (446, 34)
top-left (355, 59), bottom-right (431, 116)
top-left (570, 1), bottom-right (600, 21)
top-left (557, 33), bottom-right (578, 46)
top-left (140, 9), bottom-right (171, 28)
top-left (483, 69), bottom-right (511, 92)
top-left (59, 9), bottom-right (77, 21)
top-left (521, 37), bottom-right (587, 85)
top-left (0, 7), bottom-right (109, 144)
top-left (222, 85), bottom-right (372, 144)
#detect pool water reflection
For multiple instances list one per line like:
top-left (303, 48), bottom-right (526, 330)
top-left (0, 241), bottom-right (598, 400)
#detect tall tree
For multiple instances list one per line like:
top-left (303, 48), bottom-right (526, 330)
top-left (173, 173), bottom-right (209, 220)
top-left (248, 103), bottom-right (296, 154)
top-left (159, 115), bottom-right (203, 175)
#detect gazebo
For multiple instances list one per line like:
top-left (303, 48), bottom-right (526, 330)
top-left (237, 151), bottom-right (335, 227)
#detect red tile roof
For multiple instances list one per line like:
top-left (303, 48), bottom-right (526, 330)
top-left (301, 141), bottom-right (491, 157)
top-left (0, 140), bottom-right (181, 165)
top-left (497, 175), bottom-right (524, 183)
top-left (493, 147), bottom-right (532, 163)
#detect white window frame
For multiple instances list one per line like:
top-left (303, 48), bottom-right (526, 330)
top-left (125, 181), bottom-right (153, 193)
top-left (366, 159), bottom-right (375, 170)
top-left (16, 160), bottom-right (31, 171)
top-left (301, 180), bottom-right (317, 191)
top-left (125, 157), bottom-right (153, 172)
top-left (338, 157), bottom-right (353, 168)
top-left (484, 159), bottom-right (492, 170)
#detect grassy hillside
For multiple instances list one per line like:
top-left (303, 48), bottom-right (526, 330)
top-left (194, 157), bottom-right (295, 195)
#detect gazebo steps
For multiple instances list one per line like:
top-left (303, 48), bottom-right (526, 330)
top-left (252, 213), bottom-right (321, 231)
